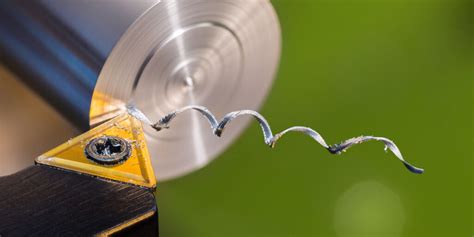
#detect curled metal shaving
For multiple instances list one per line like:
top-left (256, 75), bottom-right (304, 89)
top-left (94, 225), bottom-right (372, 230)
top-left (327, 136), bottom-right (423, 174)
top-left (127, 105), bottom-right (424, 174)
top-left (126, 105), bottom-right (153, 125)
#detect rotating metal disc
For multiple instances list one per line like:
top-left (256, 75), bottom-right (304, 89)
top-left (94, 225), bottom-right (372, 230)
top-left (91, 0), bottom-right (280, 180)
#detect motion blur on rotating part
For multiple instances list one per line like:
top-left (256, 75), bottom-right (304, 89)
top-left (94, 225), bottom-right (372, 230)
top-left (0, 0), bottom-right (424, 182)
top-left (90, 1), bottom-right (281, 180)
top-left (0, 0), bottom-right (279, 181)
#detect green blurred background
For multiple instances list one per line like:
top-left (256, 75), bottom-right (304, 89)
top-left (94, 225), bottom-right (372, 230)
top-left (158, 0), bottom-right (473, 236)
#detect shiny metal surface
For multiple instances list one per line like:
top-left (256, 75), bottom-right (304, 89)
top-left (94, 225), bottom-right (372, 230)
top-left (0, 1), bottom-right (103, 129)
top-left (0, 0), bottom-right (280, 180)
top-left (40, 0), bottom-right (159, 60)
top-left (0, 0), bottom-right (159, 129)
top-left (92, 1), bottom-right (280, 180)
top-left (129, 105), bottom-right (423, 174)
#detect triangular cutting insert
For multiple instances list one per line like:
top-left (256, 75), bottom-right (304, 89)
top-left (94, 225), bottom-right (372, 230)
top-left (36, 113), bottom-right (156, 188)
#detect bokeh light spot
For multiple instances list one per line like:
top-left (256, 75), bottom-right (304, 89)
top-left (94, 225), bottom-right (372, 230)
top-left (334, 181), bottom-right (405, 237)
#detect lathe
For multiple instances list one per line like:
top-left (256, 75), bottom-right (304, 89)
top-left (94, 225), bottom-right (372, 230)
top-left (0, 1), bottom-right (422, 236)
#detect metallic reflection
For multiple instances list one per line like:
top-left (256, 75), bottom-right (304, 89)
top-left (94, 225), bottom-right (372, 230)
top-left (93, 0), bottom-right (280, 180)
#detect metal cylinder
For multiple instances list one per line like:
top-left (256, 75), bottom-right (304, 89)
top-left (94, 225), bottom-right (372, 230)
top-left (0, 0), bottom-right (159, 130)
top-left (0, 0), bottom-right (281, 180)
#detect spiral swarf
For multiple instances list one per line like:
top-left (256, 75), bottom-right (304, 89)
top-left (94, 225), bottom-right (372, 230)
top-left (128, 105), bottom-right (424, 174)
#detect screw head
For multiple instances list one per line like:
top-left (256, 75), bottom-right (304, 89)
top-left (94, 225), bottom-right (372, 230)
top-left (84, 136), bottom-right (131, 166)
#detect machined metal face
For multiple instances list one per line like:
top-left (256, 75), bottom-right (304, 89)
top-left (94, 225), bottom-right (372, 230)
top-left (91, 0), bottom-right (281, 180)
